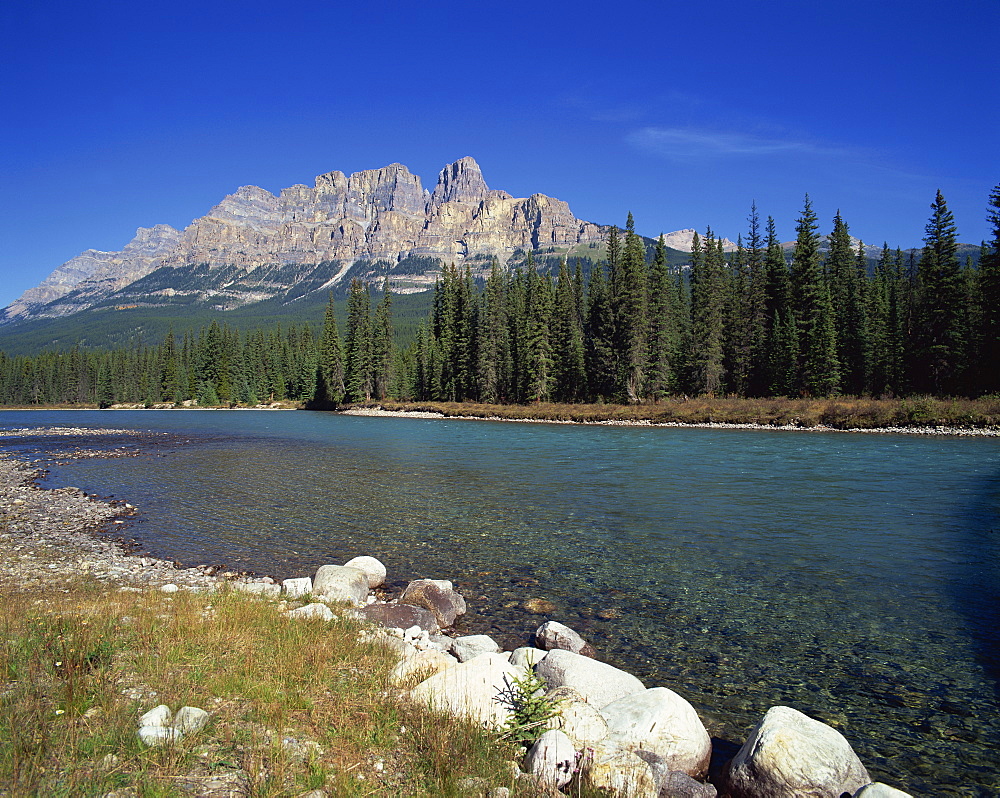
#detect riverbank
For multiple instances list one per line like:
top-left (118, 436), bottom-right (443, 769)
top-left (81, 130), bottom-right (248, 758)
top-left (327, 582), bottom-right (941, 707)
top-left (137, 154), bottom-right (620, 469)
top-left (0, 442), bottom-right (547, 797)
top-left (5, 394), bottom-right (1000, 435)
top-left (342, 398), bottom-right (1000, 436)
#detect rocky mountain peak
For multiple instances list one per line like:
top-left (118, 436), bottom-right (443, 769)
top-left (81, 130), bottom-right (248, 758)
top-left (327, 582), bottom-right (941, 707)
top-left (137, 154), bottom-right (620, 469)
top-left (430, 156), bottom-right (493, 207)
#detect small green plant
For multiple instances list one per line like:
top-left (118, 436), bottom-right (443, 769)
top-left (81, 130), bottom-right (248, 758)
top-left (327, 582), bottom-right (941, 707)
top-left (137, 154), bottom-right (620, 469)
top-left (494, 671), bottom-right (562, 746)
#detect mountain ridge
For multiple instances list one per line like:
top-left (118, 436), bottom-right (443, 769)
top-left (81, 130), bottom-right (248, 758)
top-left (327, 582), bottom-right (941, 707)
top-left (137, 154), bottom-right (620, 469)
top-left (2, 157), bottom-right (610, 326)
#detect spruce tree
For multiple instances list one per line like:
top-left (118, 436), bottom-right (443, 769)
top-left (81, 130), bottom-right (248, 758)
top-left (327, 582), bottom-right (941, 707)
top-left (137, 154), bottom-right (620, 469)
top-left (316, 292), bottom-right (345, 404)
top-left (552, 259), bottom-right (587, 402)
top-left (618, 213), bottom-right (649, 401)
top-left (344, 279), bottom-right (374, 402)
top-left (977, 183), bottom-right (1000, 393)
top-left (585, 260), bottom-right (616, 401)
top-left (688, 230), bottom-right (726, 394)
top-left (913, 190), bottom-right (965, 394)
top-left (523, 262), bottom-right (554, 402)
top-left (791, 196), bottom-right (840, 395)
top-left (476, 259), bottom-right (511, 403)
top-left (646, 234), bottom-right (676, 399)
top-left (371, 280), bottom-right (395, 400)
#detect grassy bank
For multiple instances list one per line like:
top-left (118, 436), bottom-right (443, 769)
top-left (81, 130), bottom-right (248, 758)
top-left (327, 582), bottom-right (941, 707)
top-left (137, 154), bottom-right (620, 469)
top-left (367, 396), bottom-right (1000, 431)
top-left (0, 580), bottom-right (551, 797)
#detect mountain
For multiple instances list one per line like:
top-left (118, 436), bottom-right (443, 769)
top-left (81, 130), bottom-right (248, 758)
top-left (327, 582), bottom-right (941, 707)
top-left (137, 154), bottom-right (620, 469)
top-left (2, 157), bottom-right (608, 326)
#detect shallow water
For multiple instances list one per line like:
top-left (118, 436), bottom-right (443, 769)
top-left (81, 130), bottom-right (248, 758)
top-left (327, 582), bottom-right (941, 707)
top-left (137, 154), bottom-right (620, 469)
top-left (3, 409), bottom-right (999, 794)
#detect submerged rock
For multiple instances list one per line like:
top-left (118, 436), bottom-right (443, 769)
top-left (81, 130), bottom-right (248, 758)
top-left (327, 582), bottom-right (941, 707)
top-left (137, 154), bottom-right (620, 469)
top-left (400, 578), bottom-right (467, 628)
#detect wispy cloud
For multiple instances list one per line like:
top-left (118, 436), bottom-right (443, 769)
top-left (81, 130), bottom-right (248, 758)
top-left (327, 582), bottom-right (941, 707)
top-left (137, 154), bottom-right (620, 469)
top-left (626, 126), bottom-right (852, 160)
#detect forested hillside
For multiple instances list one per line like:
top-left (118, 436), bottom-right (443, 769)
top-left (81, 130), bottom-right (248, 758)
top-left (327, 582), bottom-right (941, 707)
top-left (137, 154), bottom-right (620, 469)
top-left (2, 186), bottom-right (998, 407)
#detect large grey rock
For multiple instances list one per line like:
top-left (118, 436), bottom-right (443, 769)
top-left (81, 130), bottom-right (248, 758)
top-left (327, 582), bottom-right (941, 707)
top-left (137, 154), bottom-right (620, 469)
top-left (450, 634), bottom-right (500, 662)
top-left (600, 687), bottom-right (712, 779)
top-left (313, 565), bottom-right (369, 605)
top-left (535, 649), bottom-right (645, 708)
top-left (343, 556), bottom-right (387, 588)
top-left (361, 602), bottom-right (439, 633)
top-left (400, 578), bottom-right (467, 628)
top-left (853, 785), bottom-right (913, 798)
top-left (582, 740), bottom-right (658, 798)
top-left (409, 652), bottom-right (526, 727)
top-left (524, 729), bottom-right (576, 788)
top-left (725, 706), bottom-right (871, 798)
top-left (535, 620), bottom-right (595, 656)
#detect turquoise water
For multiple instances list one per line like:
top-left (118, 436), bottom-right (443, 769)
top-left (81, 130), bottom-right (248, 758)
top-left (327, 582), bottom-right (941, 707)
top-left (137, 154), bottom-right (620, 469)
top-left (2, 409), bottom-right (999, 794)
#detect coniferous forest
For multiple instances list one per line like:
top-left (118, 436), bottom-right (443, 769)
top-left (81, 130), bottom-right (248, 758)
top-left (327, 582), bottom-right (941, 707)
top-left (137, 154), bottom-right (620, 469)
top-left (2, 186), bottom-right (999, 409)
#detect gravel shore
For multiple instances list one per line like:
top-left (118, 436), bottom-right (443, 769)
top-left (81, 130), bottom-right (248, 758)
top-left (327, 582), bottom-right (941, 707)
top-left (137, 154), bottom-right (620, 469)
top-left (0, 434), bottom-right (221, 593)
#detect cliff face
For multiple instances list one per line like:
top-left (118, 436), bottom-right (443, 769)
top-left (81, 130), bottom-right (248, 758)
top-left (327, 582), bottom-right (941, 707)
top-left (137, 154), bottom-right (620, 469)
top-left (2, 157), bottom-right (608, 323)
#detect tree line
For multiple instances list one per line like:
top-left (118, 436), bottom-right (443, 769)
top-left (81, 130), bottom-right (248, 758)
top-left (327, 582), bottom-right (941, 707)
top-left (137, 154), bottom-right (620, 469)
top-left (2, 185), bottom-right (998, 407)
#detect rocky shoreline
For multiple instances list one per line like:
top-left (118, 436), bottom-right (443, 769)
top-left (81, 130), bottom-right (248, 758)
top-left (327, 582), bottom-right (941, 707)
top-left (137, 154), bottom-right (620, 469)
top-left (1, 428), bottom-right (918, 797)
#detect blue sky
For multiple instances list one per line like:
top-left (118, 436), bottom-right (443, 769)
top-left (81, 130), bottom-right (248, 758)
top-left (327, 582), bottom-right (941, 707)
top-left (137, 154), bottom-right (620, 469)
top-left (2, 0), bottom-right (997, 310)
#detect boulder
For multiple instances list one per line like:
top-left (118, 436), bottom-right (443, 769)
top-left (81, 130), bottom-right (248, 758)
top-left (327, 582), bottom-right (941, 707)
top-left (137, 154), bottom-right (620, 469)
top-left (600, 687), bottom-right (712, 779)
top-left (313, 565), bottom-right (369, 605)
top-left (173, 706), bottom-right (209, 734)
top-left (535, 620), bottom-right (595, 656)
top-left (343, 555), bottom-right (387, 588)
top-left (524, 729), bottom-right (576, 788)
top-left (582, 740), bottom-right (658, 798)
top-left (281, 576), bottom-right (312, 599)
top-left (400, 578), bottom-right (467, 628)
top-left (390, 649), bottom-right (459, 686)
top-left (287, 602), bottom-right (336, 621)
top-left (409, 652), bottom-right (526, 727)
top-left (510, 646), bottom-right (548, 670)
top-left (725, 706), bottom-right (870, 798)
top-left (556, 695), bottom-right (610, 748)
top-left (854, 785), bottom-right (913, 798)
top-left (138, 725), bottom-right (182, 746)
top-left (139, 705), bottom-right (172, 727)
top-left (361, 603), bottom-right (440, 633)
top-left (535, 649), bottom-right (645, 708)
top-left (451, 634), bottom-right (501, 662)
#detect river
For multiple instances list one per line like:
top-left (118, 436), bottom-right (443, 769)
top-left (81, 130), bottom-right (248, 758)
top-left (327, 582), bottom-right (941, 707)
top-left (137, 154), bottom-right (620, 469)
top-left (2, 409), bottom-right (998, 795)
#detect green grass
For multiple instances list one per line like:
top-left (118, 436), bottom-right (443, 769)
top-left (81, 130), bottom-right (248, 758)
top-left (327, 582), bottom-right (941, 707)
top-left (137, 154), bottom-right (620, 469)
top-left (0, 580), bottom-right (572, 796)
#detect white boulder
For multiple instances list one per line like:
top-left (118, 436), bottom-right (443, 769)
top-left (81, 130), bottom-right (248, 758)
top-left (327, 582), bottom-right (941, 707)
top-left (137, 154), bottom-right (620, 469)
top-left (600, 687), bottom-right (712, 779)
top-left (409, 652), bottom-right (526, 727)
top-left (535, 649), bottom-right (645, 707)
top-left (524, 729), bottom-right (576, 788)
top-left (173, 706), bottom-right (209, 734)
top-left (313, 565), bottom-right (369, 605)
top-left (282, 576), bottom-right (312, 599)
top-left (725, 705), bottom-right (871, 798)
top-left (451, 634), bottom-right (501, 662)
top-left (343, 556), bottom-right (387, 588)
